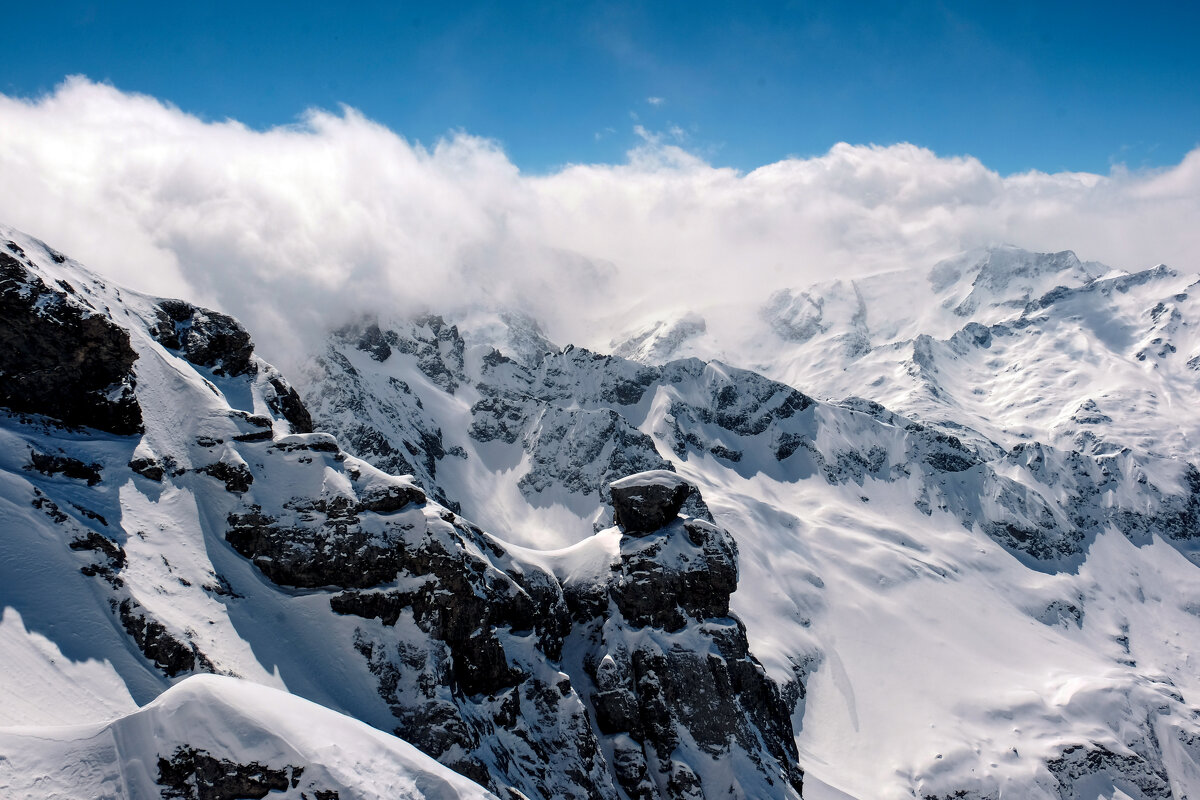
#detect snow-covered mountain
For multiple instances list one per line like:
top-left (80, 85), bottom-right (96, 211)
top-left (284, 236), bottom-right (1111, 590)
top-left (4, 220), bottom-right (1200, 800)
top-left (0, 226), bottom-right (802, 799)
top-left (0, 675), bottom-right (494, 800)
top-left (300, 245), bottom-right (1200, 799)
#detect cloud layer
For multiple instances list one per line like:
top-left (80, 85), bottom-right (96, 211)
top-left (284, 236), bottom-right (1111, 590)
top-left (1, 77), bottom-right (1197, 370)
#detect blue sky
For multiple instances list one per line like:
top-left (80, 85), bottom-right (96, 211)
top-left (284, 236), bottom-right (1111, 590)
top-left (4, 1), bottom-right (1199, 175)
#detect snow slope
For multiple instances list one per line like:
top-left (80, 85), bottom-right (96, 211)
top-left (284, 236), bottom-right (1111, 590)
top-left (0, 675), bottom-right (495, 800)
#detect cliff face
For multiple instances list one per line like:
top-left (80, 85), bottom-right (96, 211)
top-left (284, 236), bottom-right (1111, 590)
top-left (0, 243), bottom-right (141, 434)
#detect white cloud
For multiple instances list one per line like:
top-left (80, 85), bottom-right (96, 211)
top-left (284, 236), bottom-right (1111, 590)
top-left (647, 96), bottom-right (665, 106)
top-left (0, 77), bottom-right (1198, 372)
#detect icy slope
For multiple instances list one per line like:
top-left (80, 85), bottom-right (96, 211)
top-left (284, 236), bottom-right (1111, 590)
top-left (0, 226), bottom-right (802, 799)
top-left (0, 675), bottom-right (495, 800)
top-left (301, 247), bottom-right (1200, 799)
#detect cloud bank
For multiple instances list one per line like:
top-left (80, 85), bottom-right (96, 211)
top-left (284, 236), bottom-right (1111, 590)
top-left (1, 77), bottom-right (1197, 370)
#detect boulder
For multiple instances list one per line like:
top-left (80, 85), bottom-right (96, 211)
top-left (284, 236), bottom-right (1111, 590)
top-left (609, 470), bottom-right (690, 534)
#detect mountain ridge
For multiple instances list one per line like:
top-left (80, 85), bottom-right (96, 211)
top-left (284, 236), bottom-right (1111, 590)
top-left (0, 224), bottom-right (804, 799)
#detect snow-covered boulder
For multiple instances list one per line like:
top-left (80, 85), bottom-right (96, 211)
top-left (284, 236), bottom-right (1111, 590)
top-left (609, 470), bottom-right (691, 535)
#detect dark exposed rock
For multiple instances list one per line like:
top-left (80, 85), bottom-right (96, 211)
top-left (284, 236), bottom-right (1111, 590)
top-left (328, 512), bottom-right (607, 799)
top-left (358, 482), bottom-right (427, 513)
top-left (982, 521), bottom-right (1079, 562)
top-left (117, 598), bottom-right (211, 677)
top-left (1047, 742), bottom-right (1171, 799)
top-left (270, 433), bottom-right (339, 453)
top-left (30, 488), bottom-right (68, 523)
top-left (0, 248), bottom-right (142, 434)
top-left (708, 370), bottom-right (814, 436)
top-left (468, 394), bottom-right (528, 444)
top-left (70, 531), bottom-right (126, 569)
top-left (302, 347), bottom-right (450, 504)
top-left (232, 429), bottom-right (273, 442)
top-left (334, 588), bottom-right (525, 697)
top-left (301, 469), bottom-right (801, 797)
top-left (151, 299), bottom-right (255, 377)
top-left (1071, 399), bottom-right (1113, 426)
top-left (994, 442), bottom-right (1200, 562)
top-left (658, 362), bottom-right (815, 463)
top-left (26, 450), bottom-right (103, 485)
top-left (129, 456), bottom-right (165, 481)
top-left (331, 512), bottom-right (568, 692)
top-left (72, 530), bottom-right (127, 587)
top-left (949, 321), bottom-right (993, 350)
top-left (568, 480), bottom-right (804, 799)
top-left (266, 377), bottom-right (314, 434)
top-left (533, 346), bottom-right (659, 407)
top-left (354, 321), bottom-right (394, 362)
top-left (924, 450), bottom-right (978, 473)
top-left (393, 315), bottom-right (467, 394)
top-left (71, 503), bottom-right (108, 526)
top-left (610, 471), bottom-right (691, 535)
top-left (608, 519), bottom-right (738, 631)
top-left (516, 407), bottom-right (674, 506)
top-left (197, 461), bottom-right (254, 493)
top-left (156, 745), bottom-right (331, 800)
top-left (224, 482), bottom-right (426, 589)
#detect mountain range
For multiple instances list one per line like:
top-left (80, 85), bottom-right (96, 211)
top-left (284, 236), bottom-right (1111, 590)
top-left (2, 223), bottom-right (1199, 799)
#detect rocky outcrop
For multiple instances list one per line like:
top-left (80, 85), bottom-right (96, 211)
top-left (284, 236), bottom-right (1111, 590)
top-left (265, 375), bottom-right (314, 434)
top-left (151, 298), bottom-right (255, 377)
top-left (303, 336), bottom-right (453, 507)
top-left (219, 453), bottom-right (609, 798)
top-left (328, 516), bottom-right (610, 797)
top-left (1047, 742), bottom-right (1171, 799)
top-left (26, 450), bottom-right (103, 485)
top-left (562, 478), bottom-right (804, 800)
top-left (607, 518), bottom-right (738, 630)
top-left (223, 439), bottom-right (802, 798)
top-left (225, 486), bottom-right (424, 589)
top-left (0, 244), bottom-right (142, 434)
top-left (610, 471), bottom-right (691, 535)
top-left (118, 598), bottom-right (213, 678)
top-left (336, 315), bottom-right (467, 392)
top-left (156, 745), bottom-right (336, 800)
